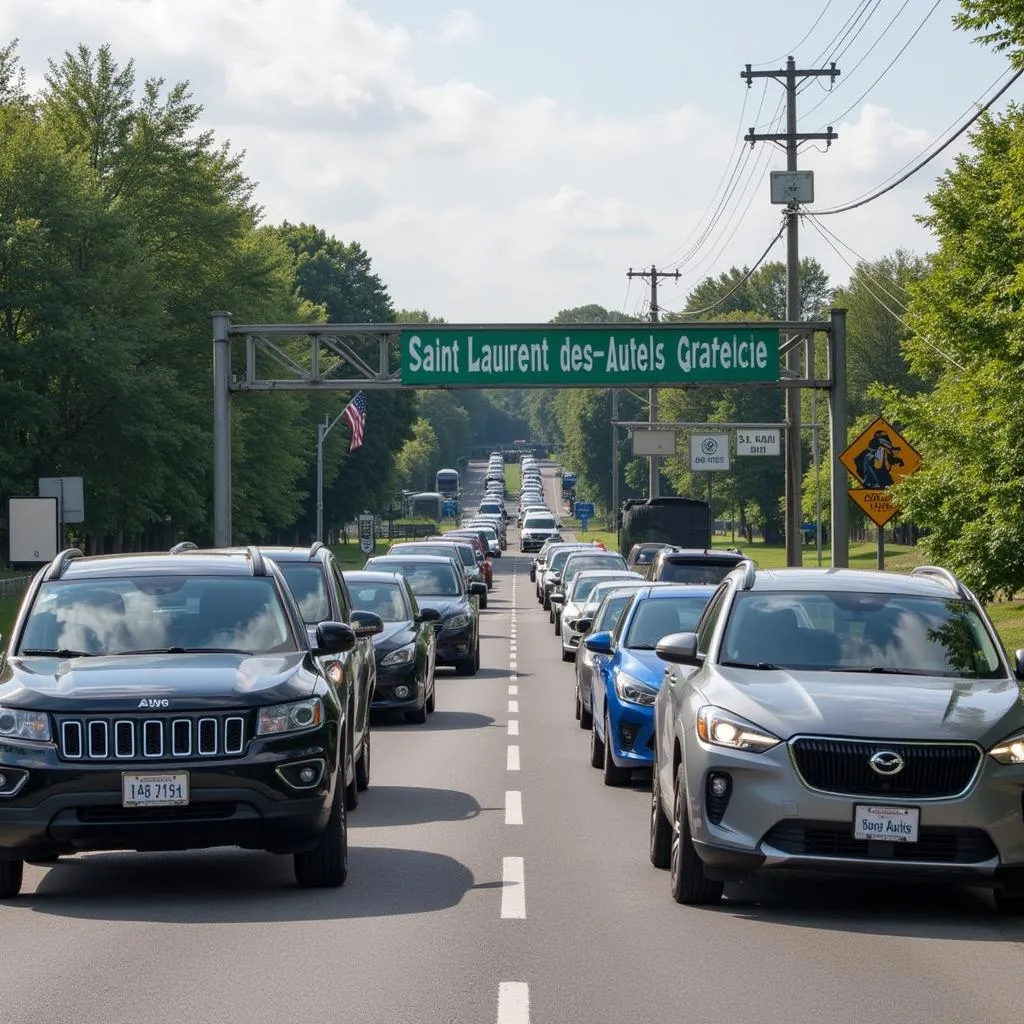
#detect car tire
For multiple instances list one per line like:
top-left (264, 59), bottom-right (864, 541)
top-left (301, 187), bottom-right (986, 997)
top-left (455, 645), bottom-right (479, 677)
top-left (603, 711), bottom-right (632, 787)
top-left (670, 763), bottom-right (723, 905)
top-left (294, 780), bottom-right (348, 888)
top-left (650, 763), bottom-right (672, 869)
top-left (574, 688), bottom-right (581, 720)
top-left (579, 689), bottom-right (593, 730)
top-left (0, 859), bottom-right (23, 899)
top-left (425, 677), bottom-right (436, 713)
top-left (554, 615), bottom-right (561, 637)
top-left (355, 728), bottom-right (371, 791)
top-left (994, 890), bottom-right (1024, 914)
top-left (344, 721), bottom-right (359, 811)
top-left (548, 607), bottom-right (554, 623)
top-left (590, 714), bottom-right (604, 768)
top-left (561, 646), bottom-right (574, 662)
top-left (406, 702), bottom-right (427, 724)
top-left (480, 592), bottom-right (488, 610)
top-left (543, 594), bottom-right (551, 611)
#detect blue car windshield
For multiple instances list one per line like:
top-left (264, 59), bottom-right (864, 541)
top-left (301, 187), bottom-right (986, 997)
top-left (720, 592), bottom-right (1004, 677)
top-left (625, 595), bottom-right (714, 650)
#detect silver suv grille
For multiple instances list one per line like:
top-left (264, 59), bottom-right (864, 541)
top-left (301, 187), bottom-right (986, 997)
top-left (57, 714), bottom-right (247, 762)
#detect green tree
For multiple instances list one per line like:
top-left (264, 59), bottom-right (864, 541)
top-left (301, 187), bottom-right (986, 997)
top-left (395, 418), bottom-right (439, 493)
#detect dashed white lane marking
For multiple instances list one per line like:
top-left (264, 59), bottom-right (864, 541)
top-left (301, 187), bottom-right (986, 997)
top-left (507, 720), bottom-right (519, 736)
top-left (508, 684), bottom-right (518, 695)
top-left (508, 699), bottom-right (519, 714)
top-left (505, 790), bottom-right (523, 825)
top-left (501, 856), bottom-right (526, 918)
top-left (507, 745), bottom-right (520, 771)
top-left (497, 982), bottom-right (530, 1024)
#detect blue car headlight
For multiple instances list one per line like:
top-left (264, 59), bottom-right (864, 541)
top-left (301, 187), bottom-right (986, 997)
top-left (614, 673), bottom-right (658, 707)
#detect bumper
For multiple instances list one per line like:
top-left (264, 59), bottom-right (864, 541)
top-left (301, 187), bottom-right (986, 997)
top-left (683, 737), bottom-right (1024, 885)
top-left (520, 536), bottom-right (548, 552)
top-left (435, 627), bottom-right (473, 665)
top-left (606, 697), bottom-right (656, 768)
top-left (0, 732), bottom-right (338, 859)
top-left (372, 662), bottom-right (426, 709)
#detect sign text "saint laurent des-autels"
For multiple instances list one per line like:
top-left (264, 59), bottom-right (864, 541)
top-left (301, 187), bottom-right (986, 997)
top-left (399, 326), bottom-right (780, 387)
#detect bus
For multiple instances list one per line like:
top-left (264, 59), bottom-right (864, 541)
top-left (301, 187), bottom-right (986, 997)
top-left (435, 468), bottom-right (461, 500)
top-left (409, 492), bottom-right (444, 522)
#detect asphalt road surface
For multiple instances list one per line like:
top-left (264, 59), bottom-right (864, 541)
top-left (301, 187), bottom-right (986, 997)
top-left (2, 463), bottom-right (1023, 1023)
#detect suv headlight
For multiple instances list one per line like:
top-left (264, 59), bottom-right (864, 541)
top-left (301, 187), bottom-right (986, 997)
top-left (257, 698), bottom-right (323, 736)
top-left (614, 673), bottom-right (659, 707)
top-left (989, 732), bottom-right (1024, 764)
top-left (443, 613), bottom-right (471, 631)
top-left (381, 644), bottom-right (416, 667)
top-left (696, 706), bottom-right (780, 753)
top-left (0, 707), bottom-right (51, 743)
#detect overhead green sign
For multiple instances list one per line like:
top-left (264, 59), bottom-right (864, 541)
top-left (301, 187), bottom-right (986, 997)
top-left (399, 326), bottom-right (780, 387)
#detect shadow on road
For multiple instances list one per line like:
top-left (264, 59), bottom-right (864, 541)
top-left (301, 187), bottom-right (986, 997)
top-left (371, 709), bottom-right (496, 732)
top-left (712, 876), bottom-right (1024, 939)
top-left (351, 785), bottom-right (494, 828)
top-left (23, 845), bottom-right (478, 923)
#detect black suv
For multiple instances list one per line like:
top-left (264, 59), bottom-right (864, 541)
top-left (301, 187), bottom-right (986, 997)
top-left (0, 546), bottom-right (361, 897)
top-left (646, 546), bottom-right (749, 584)
top-left (205, 543), bottom-right (382, 811)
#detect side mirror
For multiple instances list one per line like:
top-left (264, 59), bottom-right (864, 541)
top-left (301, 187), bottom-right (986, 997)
top-left (584, 630), bottom-right (614, 655)
top-left (350, 610), bottom-right (384, 638)
top-left (656, 631), bottom-right (702, 666)
top-left (1014, 649), bottom-right (1024, 681)
top-left (416, 607), bottom-right (442, 623)
top-left (549, 591), bottom-right (564, 604)
top-left (470, 582), bottom-right (487, 597)
top-left (575, 618), bottom-right (592, 634)
top-left (314, 621), bottom-right (357, 656)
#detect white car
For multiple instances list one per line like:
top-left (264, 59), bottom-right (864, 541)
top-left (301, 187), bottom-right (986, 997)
top-left (559, 572), bottom-right (647, 661)
top-left (520, 511), bottom-right (562, 553)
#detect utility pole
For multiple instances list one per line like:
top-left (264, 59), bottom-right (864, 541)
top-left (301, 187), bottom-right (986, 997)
top-left (741, 56), bottom-right (838, 567)
top-left (626, 264), bottom-right (680, 498)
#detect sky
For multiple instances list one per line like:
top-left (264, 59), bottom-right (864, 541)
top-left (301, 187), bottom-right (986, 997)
top-left (0, 0), bottom-right (1015, 322)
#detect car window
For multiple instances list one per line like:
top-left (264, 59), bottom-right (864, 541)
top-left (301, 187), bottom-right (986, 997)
top-left (365, 560), bottom-right (462, 597)
top-left (563, 555), bottom-right (627, 581)
top-left (655, 560), bottom-right (740, 584)
top-left (719, 592), bottom-right (1004, 677)
top-left (20, 576), bottom-right (295, 655)
top-left (329, 561), bottom-right (351, 620)
top-left (276, 563), bottom-right (332, 624)
top-left (625, 594), bottom-right (715, 650)
top-left (594, 593), bottom-right (636, 632)
top-left (572, 575), bottom-right (627, 602)
top-left (351, 582), bottom-right (408, 622)
top-left (524, 516), bottom-right (557, 530)
top-left (695, 585), bottom-right (730, 656)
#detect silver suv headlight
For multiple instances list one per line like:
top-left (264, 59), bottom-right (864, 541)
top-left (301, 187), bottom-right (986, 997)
top-left (989, 732), bottom-right (1024, 764)
top-left (257, 698), bottom-right (323, 736)
top-left (0, 707), bottom-right (51, 743)
top-left (696, 706), bottom-right (780, 753)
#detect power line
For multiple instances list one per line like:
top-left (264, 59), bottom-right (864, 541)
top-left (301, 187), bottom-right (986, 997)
top-left (808, 0), bottom-right (873, 70)
top-left (827, 0), bottom-right (884, 65)
top-left (752, 0), bottom-right (835, 68)
top-left (813, 63), bottom-right (1024, 214)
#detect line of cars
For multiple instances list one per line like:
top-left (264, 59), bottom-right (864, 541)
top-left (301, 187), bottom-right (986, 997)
top-left (0, 500), bottom-right (508, 898)
top-left (541, 533), bottom-right (1024, 913)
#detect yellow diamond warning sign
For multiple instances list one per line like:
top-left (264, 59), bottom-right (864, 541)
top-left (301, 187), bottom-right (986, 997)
top-left (847, 487), bottom-right (898, 528)
top-left (840, 417), bottom-right (921, 489)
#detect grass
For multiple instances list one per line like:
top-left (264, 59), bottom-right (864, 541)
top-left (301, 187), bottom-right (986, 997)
top-left (331, 541), bottom-right (391, 569)
top-left (0, 598), bottom-right (19, 644)
top-left (505, 463), bottom-right (521, 494)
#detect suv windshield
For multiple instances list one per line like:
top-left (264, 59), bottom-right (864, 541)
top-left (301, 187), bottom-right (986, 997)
top-left (720, 592), bottom-right (1004, 677)
top-left (277, 563), bottom-right (331, 623)
top-left (524, 516), bottom-right (557, 530)
top-left (19, 576), bottom-right (295, 655)
top-left (656, 560), bottom-right (741, 584)
top-left (366, 560), bottom-right (462, 597)
top-left (563, 555), bottom-right (626, 583)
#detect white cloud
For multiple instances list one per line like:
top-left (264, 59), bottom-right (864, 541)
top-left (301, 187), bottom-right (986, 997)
top-left (435, 8), bottom-right (480, 44)
top-left (0, 0), bottom-right (963, 320)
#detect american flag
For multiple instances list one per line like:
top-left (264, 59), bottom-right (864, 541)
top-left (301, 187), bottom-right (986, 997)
top-left (342, 391), bottom-right (367, 451)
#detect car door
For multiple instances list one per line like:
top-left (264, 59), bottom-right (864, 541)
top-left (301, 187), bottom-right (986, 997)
top-left (405, 580), bottom-right (437, 683)
top-left (330, 559), bottom-right (373, 750)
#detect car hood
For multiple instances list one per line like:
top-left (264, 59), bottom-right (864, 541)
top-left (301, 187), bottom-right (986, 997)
top-left (0, 652), bottom-right (317, 712)
top-left (372, 622), bottom-right (416, 651)
top-left (414, 597), bottom-right (470, 620)
top-left (701, 667), bottom-right (1024, 743)
top-left (620, 649), bottom-right (669, 687)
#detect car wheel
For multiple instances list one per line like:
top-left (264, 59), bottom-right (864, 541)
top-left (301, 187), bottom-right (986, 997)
top-left (574, 688), bottom-right (581, 720)
top-left (0, 859), bottom-right (23, 899)
top-left (650, 763), bottom-right (672, 868)
top-left (994, 890), bottom-right (1024, 914)
top-left (355, 728), bottom-right (371, 792)
top-left (561, 646), bottom-right (574, 662)
top-left (480, 592), bottom-right (488, 609)
top-left (344, 721), bottom-right (359, 811)
top-left (548, 607), bottom-right (554, 623)
top-left (590, 713), bottom-right (604, 768)
top-left (294, 779), bottom-right (348, 888)
top-left (579, 687), bottom-right (593, 730)
top-left (425, 676), bottom-right (436, 713)
top-left (455, 646), bottom-right (479, 677)
top-left (406, 702), bottom-right (427, 724)
top-left (670, 763), bottom-right (723, 905)
top-left (554, 615), bottom-right (561, 637)
top-left (603, 711), bottom-right (632, 787)
top-left (543, 594), bottom-right (551, 611)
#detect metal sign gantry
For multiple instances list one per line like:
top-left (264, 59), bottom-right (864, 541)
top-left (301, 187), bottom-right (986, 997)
top-left (211, 310), bottom-right (849, 566)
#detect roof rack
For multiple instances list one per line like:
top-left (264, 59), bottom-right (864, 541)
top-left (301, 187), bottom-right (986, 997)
top-left (735, 559), bottom-right (758, 591)
top-left (911, 565), bottom-right (969, 599)
top-left (309, 541), bottom-right (325, 558)
top-left (246, 545), bottom-right (267, 576)
top-left (169, 541), bottom-right (198, 555)
top-left (44, 548), bottom-right (84, 581)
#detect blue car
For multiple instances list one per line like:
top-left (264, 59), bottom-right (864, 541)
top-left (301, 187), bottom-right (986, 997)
top-left (585, 585), bottom-right (717, 786)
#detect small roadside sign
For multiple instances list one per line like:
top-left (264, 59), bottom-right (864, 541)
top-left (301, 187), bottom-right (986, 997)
top-left (358, 513), bottom-right (376, 555)
top-left (736, 429), bottom-right (780, 456)
top-left (690, 434), bottom-right (730, 471)
top-left (847, 488), bottom-right (898, 528)
top-left (840, 417), bottom-right (921, 489)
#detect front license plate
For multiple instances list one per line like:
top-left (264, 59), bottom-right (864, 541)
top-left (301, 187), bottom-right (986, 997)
top-left (853, 804), bottom-right (919, 842)
top-left (122, 772), bottom-right (189, 808)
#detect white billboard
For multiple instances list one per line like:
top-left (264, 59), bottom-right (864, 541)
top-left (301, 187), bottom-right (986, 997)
top-left (690, 434), bottom-right (730, 471)
top-left (9, 497), bottom-right (58, 563)
top-left (736, 429), bottom-right (781, 456)
top-left (632, 429), bottom-right (677, 456)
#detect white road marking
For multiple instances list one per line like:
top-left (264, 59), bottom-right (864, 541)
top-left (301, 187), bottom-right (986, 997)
top-left (508, 699), bottom-right (519, 713)
top-left (497, 982), bottom-right (530, 1024)
top-left (505, 790), bottom-right (523, 825)
top-left (508, 684), bottom-right (518, 695)
top-left (507, 720), bottom-right (519, 736)
top-left (501, 856), bottom-right (526, 918)
top-left (507, 744), bottom-right (520, 770)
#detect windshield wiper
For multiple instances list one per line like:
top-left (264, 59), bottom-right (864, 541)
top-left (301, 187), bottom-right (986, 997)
top-left (20, 648), bottom-right (96, 658)
top-left (119, 647), bottom-right (254, 655)
top-left (628, 644), bottom-right (658, 650)
top-left (841, 666), bottom-right (932, 676)
top-left (720, 660), bottom-right (780, 670)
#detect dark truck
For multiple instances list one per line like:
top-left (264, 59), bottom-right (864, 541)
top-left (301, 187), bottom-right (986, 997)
top-left (618, 496), bottom-right (711, 556)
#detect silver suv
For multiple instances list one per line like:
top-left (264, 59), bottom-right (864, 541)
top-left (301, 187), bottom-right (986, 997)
top-left (650, 562), bottom-right (1024, 911)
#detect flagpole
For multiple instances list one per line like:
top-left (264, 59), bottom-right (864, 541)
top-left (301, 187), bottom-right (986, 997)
top-left (315, 402), bottom-right (357, 543)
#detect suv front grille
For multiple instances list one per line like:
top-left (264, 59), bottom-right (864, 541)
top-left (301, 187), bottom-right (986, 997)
top-left (790, 737), bottom-right (982, 798)
top-left (57, 714), bottom-right (248, 762)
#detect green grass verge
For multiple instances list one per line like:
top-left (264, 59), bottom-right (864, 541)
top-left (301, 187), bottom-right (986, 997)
top-left (0, 598), bottom-right (20, 644)
top-left (505, 463), bottom-right (521, 494)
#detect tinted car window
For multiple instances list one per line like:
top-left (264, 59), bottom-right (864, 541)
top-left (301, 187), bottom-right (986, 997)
top-left (656, 560), bottom-right (740, 584)
top-left (365, 560), bottom-right (461, 597)
top-left (594, 593), bottom-right (636, 632)
top-left (720, 592), bottom-right (1003, 677)
top-left (20, 576), bottom-right (294, 655)
top-left (277, 563), bottom-right (331, 623)
top-left (625, 595), bottom-right (714, 649)
top-left (350, 582), bottom-right (409, 622)
top-left (696, 585), bottom-right (729, 656)
top-left (524, 516), bottom-right (557, 530)
top-left (563, 555), bottom-right (627, 581)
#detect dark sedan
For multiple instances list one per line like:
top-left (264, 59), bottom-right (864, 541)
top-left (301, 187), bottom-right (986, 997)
top-left (345, 571), bottom-right (440, 723)
top-left (363, 555), bottom-right (484, 676)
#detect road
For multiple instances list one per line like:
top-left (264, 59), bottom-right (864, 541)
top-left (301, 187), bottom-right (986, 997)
top-left (1, 461), bottom-right (1023, 1023)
